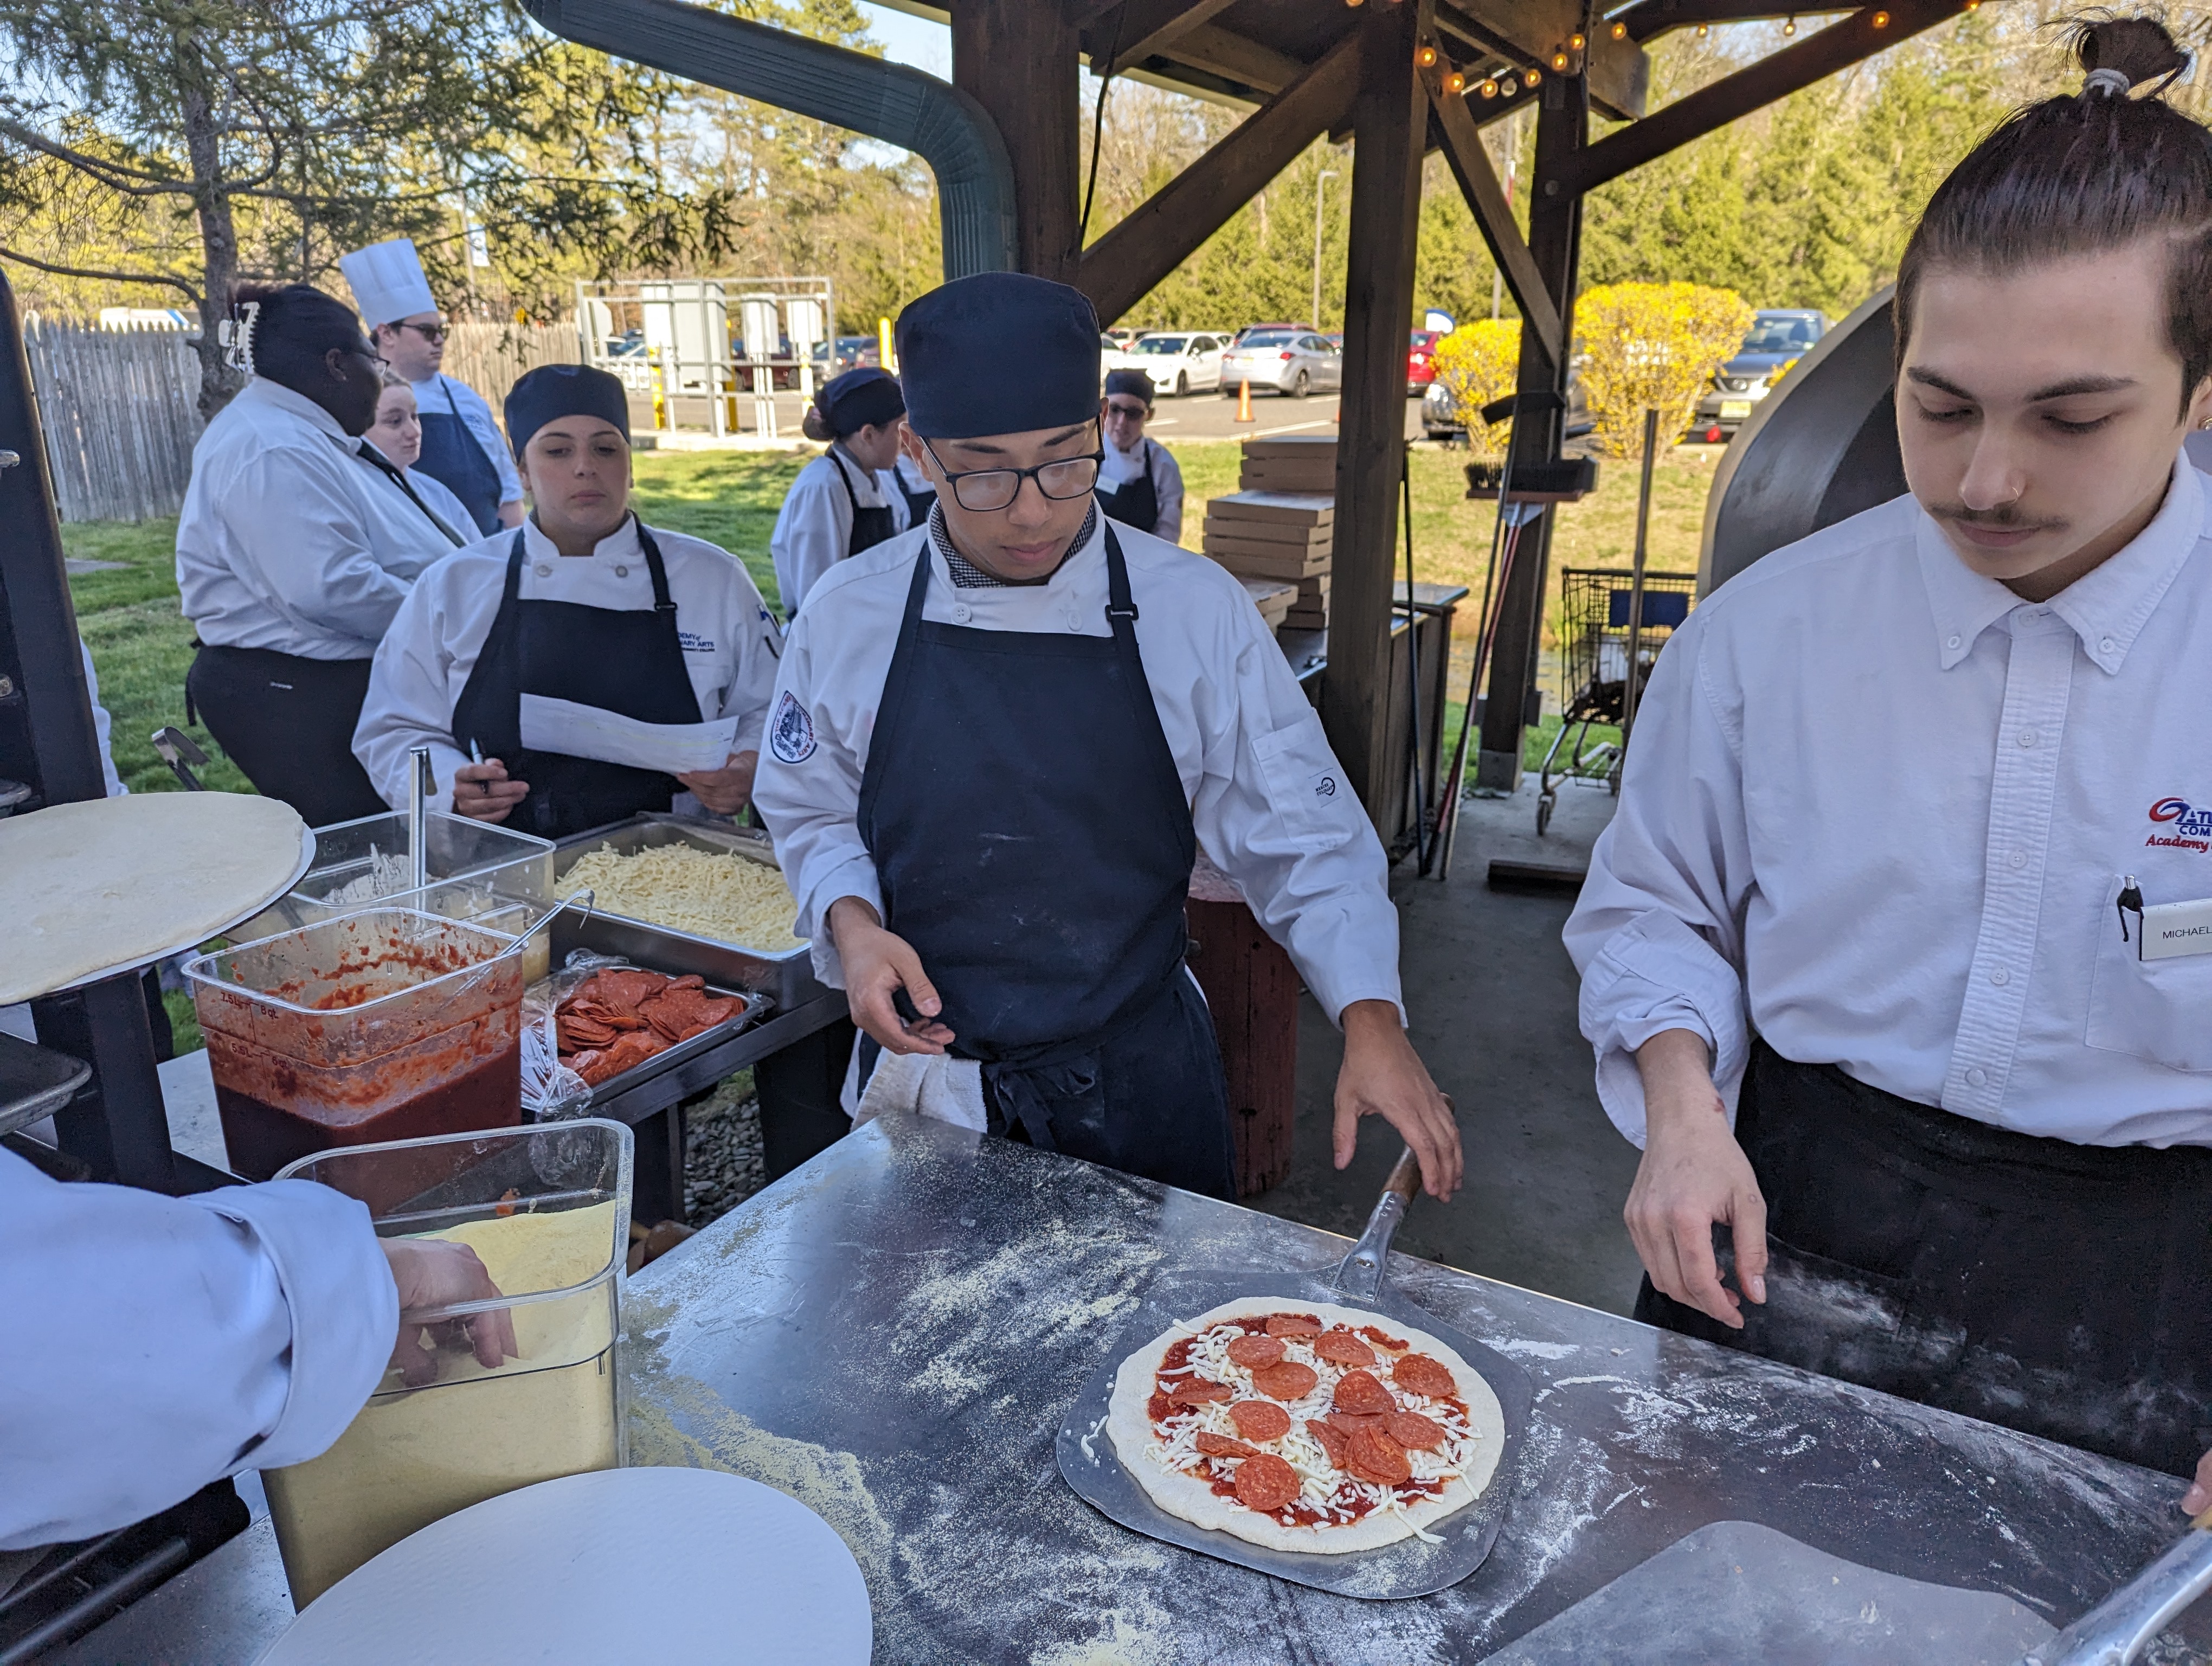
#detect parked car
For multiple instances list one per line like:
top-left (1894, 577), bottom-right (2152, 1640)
top-left (1407, 330), bottom-right (1444, 395)
top-left (1099, 331), bottom-right (1145, 384)
top-left (1125, 331), bottom-right (1226, 396)
top-left (1420, 360), bottom-right (1593, 443)
top-left (824, 335), bottom-right (879, 374)
top-left (1104, 326), bottom-right (1143, 350)
top-left (1219, 329), bottom-right (1342, 399)
top-left (1232, 321), bottom-right (1317, 345)
top-left (1691, 309), bottom-right (1828, 440)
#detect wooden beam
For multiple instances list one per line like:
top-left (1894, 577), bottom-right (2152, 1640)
top-left (1320, 0), bottom-right (1430, 826)
top-left (1075, 30), bottom-right (1361, 325)
top-left (1435, 0), bottom-right (1649, 120)
top-left (1557, 0), bottom-right (1965, 195)
top-left (1477, 68), bottom-right (1585, 794)
top-left (1612, 0), bottom-right (1829, 44)
top-left (1425, 70), bottom-right (1562, 361)
top-left (953, 0), bottom-right (1083, 280)
top-left (1081, 0), bottom-right (1242, 79)
top-left (1155, 22), bottom-right (1305, 94)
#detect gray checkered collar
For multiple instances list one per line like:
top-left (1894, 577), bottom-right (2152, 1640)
top-left (928, 500), bottom-right (1099, 589)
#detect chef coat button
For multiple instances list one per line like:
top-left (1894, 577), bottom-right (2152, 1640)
top-left (1946, 633), bottom-right (1962, 650)
top-left (2008, 850), bottom-right (2027, 870)
top-left (2017, 728), bottom-right (2039, 747)
top-left (1990, 968), bottom-right (2010, 986)
top-left (953, 603), bottom-right (972, 623)
top-left (1067, 612), bottom-right (1083, 632)
top-left (616, 564), bottom-right (629, 578)
top-left (534, 563), bottom-right (551, 577)
top-left (1965, 1067), bottom-right (1988, 1087)
top-left (2100, 636), bottom-right (2117, 654)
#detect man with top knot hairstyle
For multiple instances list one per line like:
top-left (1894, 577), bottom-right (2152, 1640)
top-left (751, 272), bottom-right (1462, 1203)
top-left (1567, 16), bottom-right (2212, 1490)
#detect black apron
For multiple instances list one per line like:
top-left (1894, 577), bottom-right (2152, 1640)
top-left (1637, 1037), bottom-right (2212, 1475)
top-left (854, 524), bottom-right (1237, 1199)
top-left (894, 463), bottom-right (937, 528)
top-left (829, 448), bottom-right (897, 559)
top-left (415, 378), bottom-right (506, 536)
top-left (1096, 441), bottom-right (1160, 535)
top-left (449, 523), bottom-right (704, 842)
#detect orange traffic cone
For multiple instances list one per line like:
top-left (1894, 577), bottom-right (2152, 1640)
top-left (1236, 379), bottom-right (1253, 422)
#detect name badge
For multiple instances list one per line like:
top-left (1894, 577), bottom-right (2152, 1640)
top-left (2139, 895), bottom-right (2212, 960)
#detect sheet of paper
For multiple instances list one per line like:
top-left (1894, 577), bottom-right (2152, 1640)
top-left (518, 694), bottom-right (740, 777)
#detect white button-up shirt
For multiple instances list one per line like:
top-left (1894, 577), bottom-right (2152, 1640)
top-left (1098, 433), bottom-right (1185, 543)
top-left (175, 379), bottom-right (458, 659)
top-left (406, 370), bottom-right (525, 509)
top-left (1566, 456), bottom-right (2212, 1149)
top-left (769, 446), bottom-right (910, 617)
top-left (0, 1151), bottom-right (393, 1549)
top-left (353, 516), bottom-right (783, 813)
top-left (751, 516), bottom-right (1403, 1023)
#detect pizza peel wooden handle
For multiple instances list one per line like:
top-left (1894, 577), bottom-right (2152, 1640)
top-left (1382, 1144), bottom-right (1422, 1207)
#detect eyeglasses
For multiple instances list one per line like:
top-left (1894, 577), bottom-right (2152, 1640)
top-left (398, 321), bottom-right (449, 344)
top-left (1104, 400), bottom-right (1150, 420)
top-left (923, 437), bottom-right (1104, 513)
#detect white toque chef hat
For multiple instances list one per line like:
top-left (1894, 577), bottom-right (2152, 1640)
top-left (337, 238), bottom-right (437, 331)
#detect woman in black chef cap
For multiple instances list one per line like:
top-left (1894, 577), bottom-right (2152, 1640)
top-left (770, 368), bottom-right (911, 618)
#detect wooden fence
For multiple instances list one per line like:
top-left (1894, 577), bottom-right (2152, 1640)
top-left (25, 323), bottom-right (203, 523)
top-left (22, 318), bottom-right (583, 523)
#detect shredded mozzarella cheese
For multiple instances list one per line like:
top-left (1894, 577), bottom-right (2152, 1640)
top-left (558, 843), bottom-right (803, 952)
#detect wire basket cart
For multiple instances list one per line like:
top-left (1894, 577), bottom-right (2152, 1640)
top-left (1537, 568), bottom-right (1699, 835)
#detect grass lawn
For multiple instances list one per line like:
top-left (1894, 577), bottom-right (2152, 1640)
top-left (63, 438), bottom-right (1704, 809)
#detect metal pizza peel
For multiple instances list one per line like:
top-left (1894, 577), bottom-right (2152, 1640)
top-left (1054, 1147), bottom-right (1534, 1599)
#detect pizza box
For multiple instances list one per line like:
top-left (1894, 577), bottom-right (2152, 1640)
top-left (1205, 490), bottom-right (1334, 528)
top-left (1239, 576), bottom-right (1297, 629)
top-left (1239, 460), bottom-right (1337, 494)
top-left (1241, 434), bottom-right (1336, 461)
top-left (1202, 524), bottom-right (1333, 559)
top-left (1205, 544), bottom-right (1332, 582)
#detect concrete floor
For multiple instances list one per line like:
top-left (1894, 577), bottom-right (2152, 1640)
top-left (1255, 772), bottom-right (1646, 1316)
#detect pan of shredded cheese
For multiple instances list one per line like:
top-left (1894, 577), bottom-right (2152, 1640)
top-left (556, 843), bottom-right (804, 954)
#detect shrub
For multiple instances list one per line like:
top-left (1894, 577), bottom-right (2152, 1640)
top-left (1575, 282), bottom-right (1754, 457)
top-left (1428, 319), bottom-right (1521, 457)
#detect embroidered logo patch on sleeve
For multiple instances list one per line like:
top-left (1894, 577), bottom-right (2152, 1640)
top-left (770, 691), bottom-right (817, 764)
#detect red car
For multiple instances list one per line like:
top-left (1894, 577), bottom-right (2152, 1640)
top-left (1407, 330), bottom-right (1443, 394)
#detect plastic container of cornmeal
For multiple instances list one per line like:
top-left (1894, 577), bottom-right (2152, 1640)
top-left (263, 1119), bottom-right (634, 1607)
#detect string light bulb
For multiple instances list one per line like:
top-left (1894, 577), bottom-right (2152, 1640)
top-left (1782, 15), bottom-right (1795, 31)
top-left (1416, 42), bottom-right (1438, 66)
top-left (1870, 8), bottom-right (1889, 23)
top-left (1479, 76), bottom-right (1500, 97)
top-left (1570, 31), bottom-right (1586, 49)
top-left (1444, 69), bottom-right (1467, 93)
top-left (1524, 66), bottom-right (1541, 86)
top-left (1611, 18), bottom-right (1628, 37)
top-left (1696, 23), bottom-right (1709, 36)
top-left (1551, 49), bottom-right (1570, 69)
top-left (1500, 75), bottom-right (1517, 95)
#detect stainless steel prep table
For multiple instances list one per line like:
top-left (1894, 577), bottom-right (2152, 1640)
top-left (62, 1114), bottom-right (2207, 1664)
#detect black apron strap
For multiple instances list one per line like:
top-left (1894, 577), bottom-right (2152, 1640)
top-left (353, 441), bottom-right (466, 547)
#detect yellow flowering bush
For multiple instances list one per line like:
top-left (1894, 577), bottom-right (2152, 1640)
top-left (1428, 319), bottom-right (1521, 457)
top-left (1575, 282), bottom-right (1755, 457)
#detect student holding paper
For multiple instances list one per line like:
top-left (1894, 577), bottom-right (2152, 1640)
top-left (354, 364), bottom-right (783, 837)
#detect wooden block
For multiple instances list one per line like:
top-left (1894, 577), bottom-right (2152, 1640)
top-left (1206, 544), bottom-right (1330, 581)
top-left (1206, 490), bottom-right (1334, 527)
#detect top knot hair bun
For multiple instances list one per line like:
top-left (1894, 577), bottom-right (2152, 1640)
top-left (2070, 14), bottom-right (2190, 97)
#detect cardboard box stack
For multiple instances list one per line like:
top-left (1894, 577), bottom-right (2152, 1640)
top-left (1203, 435), bottom-right (1337, 631)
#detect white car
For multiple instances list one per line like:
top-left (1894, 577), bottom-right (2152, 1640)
top-left (1123, 331), bottom-right (1226, 398)
top-left (1099, 332), bottom-right (1144, 383)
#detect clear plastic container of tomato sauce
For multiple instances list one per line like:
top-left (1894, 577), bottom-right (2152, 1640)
top-left (262, 1120), bottom-right (633, 1607)
top-left (184, 908), bottom-right (526, 1182)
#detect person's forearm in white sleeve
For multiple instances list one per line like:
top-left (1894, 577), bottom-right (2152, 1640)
top-left (0, 1150), bottom-right (395, 1549)
top-left (1560, 617), bottom-right (1756, 1146)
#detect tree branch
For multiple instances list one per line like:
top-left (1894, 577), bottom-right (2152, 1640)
top-left (0, 247), bottom-right (201, 299)
top-left (0, 118), bottom-right (195, 197)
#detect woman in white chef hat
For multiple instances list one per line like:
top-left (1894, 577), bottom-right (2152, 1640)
top-left (355, 363), bottom-right (783, 840)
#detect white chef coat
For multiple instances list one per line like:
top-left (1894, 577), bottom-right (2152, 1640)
top-left (1565, 453), bottom-right (2212, 1150)
top-left (396, 463), bottom-right (475, 548)
top-left (354, 516), bottom-right (783, 813)
top-left (1098, 433), bottom-right (1185, 543)
top-left (0, 1150), bottom-right (393, 1548)
top-left (175, 379), bottom-right (458, 660)
top-left (769, 445), bottom-right (910, 618)
top-left (751, 515), bottom-right (1404, 1023)
top-left (406, 370), bottom-right (524, 510)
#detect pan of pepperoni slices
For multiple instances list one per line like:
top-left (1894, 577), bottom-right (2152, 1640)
top-left (1054, 1149), bottom-right (1534, 1599)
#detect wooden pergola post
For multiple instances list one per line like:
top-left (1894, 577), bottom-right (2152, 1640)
top-left (953, 0), bottom-right (1082, 281)
top-left (1475, 66), bottom-right (1586, 794)
top-left (1321, 0), bottom-right (1432, 825)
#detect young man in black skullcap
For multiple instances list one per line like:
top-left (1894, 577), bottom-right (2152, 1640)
top-left (753, 272), bottom-right (1461, 1202)
top-left (355, 364), bottom-right (783, 840)
top-left (1096, 367), bottom-right (1184, 542)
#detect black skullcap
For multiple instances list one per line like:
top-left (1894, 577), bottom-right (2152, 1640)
top-left (232, 283), bottom-right (369, 396)
top-left (896, 273), bottom-right (1101, 439)
top-left (505, 363), bottom-right (631, 457)
top-left (1103, 368), bottom-right (1155, 407)
top-left (818, 367), bottom-right (905, 437)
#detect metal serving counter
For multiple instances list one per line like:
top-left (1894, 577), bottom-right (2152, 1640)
top-left (66, 1115), bottom-right (2206, 1664)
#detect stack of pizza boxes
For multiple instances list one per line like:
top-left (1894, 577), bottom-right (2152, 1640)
top-left (1204, 435), bottom-right (1335, 633)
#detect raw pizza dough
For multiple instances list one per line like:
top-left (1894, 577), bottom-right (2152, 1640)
top-left (1105, 1296), bottom-right (1506, 1555)
top-left (0, 793), bottom-right (308, 1003)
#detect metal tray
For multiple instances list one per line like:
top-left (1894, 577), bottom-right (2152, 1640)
top-left (551, 815), bottom-right (822, 1011)
top-left (539, 968), bottom-right (771, 1109)
top-left (0, 1031), bottom-right (90, 1139)
top-left (1055, 1154), bottom-right (1534, 1600)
